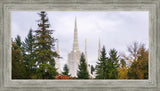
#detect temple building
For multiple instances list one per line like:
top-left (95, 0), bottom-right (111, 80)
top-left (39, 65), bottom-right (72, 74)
top-left (67, 17), bottom-right (93, 77)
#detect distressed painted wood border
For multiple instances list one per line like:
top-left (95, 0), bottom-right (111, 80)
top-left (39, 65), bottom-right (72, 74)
top-left (0, 0), bottom-right (159, 91)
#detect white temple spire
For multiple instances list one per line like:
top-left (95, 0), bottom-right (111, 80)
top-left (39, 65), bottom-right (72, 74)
top-left (98, 38), bottom-right (101, 59)
top-left (67, 17), bottom-right (81, 77)
top-left (56, 39), bottom-right (61, 73)
top-left (73, 17), bottom-right (79, 51)
top-left (57, 39), bottom-right (60, 54)
top-left (85, 38), bottom-right (94, 78)
top-left (85, 38), bottom-right (88, 64)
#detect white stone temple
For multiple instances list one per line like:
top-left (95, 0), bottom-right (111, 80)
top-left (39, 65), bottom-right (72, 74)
top-left (67, 17), bottom-right (93, 77)
top-left (55, 39), bottom-right (61, 74)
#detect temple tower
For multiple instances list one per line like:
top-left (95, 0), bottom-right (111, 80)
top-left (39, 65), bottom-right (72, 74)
top-left (85, 39), bottom-right (93, 78)
top-left (98, 39), bottom-right (101, 59)
top-left (67, 17), bottom-right (81, 77)
top-left (85, 39), bottom-right (88, 65)
top-left (55, 39), bottom-right (61, 73)
top-left (73, 17), bottom-right (79, 51)
top-left (85, 39), bottom-right (90, 73)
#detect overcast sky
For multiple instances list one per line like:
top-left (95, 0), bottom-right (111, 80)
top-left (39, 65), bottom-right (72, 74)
top-left (11, 11), bottom-right (149, 70)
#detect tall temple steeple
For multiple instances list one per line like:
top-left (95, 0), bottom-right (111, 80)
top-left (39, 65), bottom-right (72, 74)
top-left (98, 39), bottom-right (101, 59)
top-left (85, 38), bottom-right (94, 78)
top-left (67, 17), bottom-right (81, 77)
top-left (57, 39), bottom-right (60, 54)
top-left (85, 39), bottom-right (92, 76)
top-left (55, 39), bottom-right (61, 73)
top-left (73, 17), bottom-right (79, 51)
top-left (85, 38), bottom-right (88, 64)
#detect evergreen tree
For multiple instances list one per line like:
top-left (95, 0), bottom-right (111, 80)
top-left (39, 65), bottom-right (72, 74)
top-left (91, 65), bottom-right (95, 74)
top-left (15, 35), bottom-right (26, 59)
top-left (107, 49), bottom-right (119, 79)
top-left (12, 40), bottom-right (26, 79)
top-left (96, 46), bottom-right (107, 79)
top-left (23, 29), bottom-right (35, 78)
top-left (15, 35), bottom-right (22, 47)
top-left (120, 59), bottom-right (126, 68)
top-left (32, 11), bottom-right (58, 79)
top-left (62, 64), bottom-right (70, 76)
top-left (24, 28), bottom-right (34, 53)
top-left (77, 53), bottom-right (89, 79)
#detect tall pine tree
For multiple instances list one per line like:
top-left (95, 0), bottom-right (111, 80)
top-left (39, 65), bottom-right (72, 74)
top-left (32, 11), bottom-right (58, 79)
top-left (23, 29), bottom-right (35, 78)
top-left (15, 35), bottom-right (22, 47)
top-left (77, 53), bottom-right (89, 79)
top-left (91, 65), bottom-right (95, 75)
top-left (15, 35), bottom-right (26, 58)
top-left (24, 28), bottom-right (34, 53)
top-left (107, 49), bottom-right (119, 79)
top-left (96, 46), bottom-right (107, 79)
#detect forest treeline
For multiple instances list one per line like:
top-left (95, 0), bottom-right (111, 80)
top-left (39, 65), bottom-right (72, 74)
top-left (95, 43), bottom-right (148, 79)
top-left (12, 11), bottom-right (148, 79)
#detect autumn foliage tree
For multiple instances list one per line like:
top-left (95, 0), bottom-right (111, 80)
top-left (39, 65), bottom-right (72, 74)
top-left (12, 37), bottom-right (26, 79)
top-left (128, 43), bottom-right (148, 79)
top-left (56, 75), bottom-right (76, 79)
top-left (118, 59), bottom-right (128, 79)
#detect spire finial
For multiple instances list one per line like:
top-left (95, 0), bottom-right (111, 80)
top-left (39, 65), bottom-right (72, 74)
top-left (75, 16), bottom-right (77, 28)
top-left (85, 38), bottom-right (87, 53)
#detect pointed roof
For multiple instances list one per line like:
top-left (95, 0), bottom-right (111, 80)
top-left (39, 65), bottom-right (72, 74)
top-left (73, 17), bottom-right (79, 51)
top-left (99, 39), bottom-right (101, 51)
top-left (85, 38), bottom-right (88, 64)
